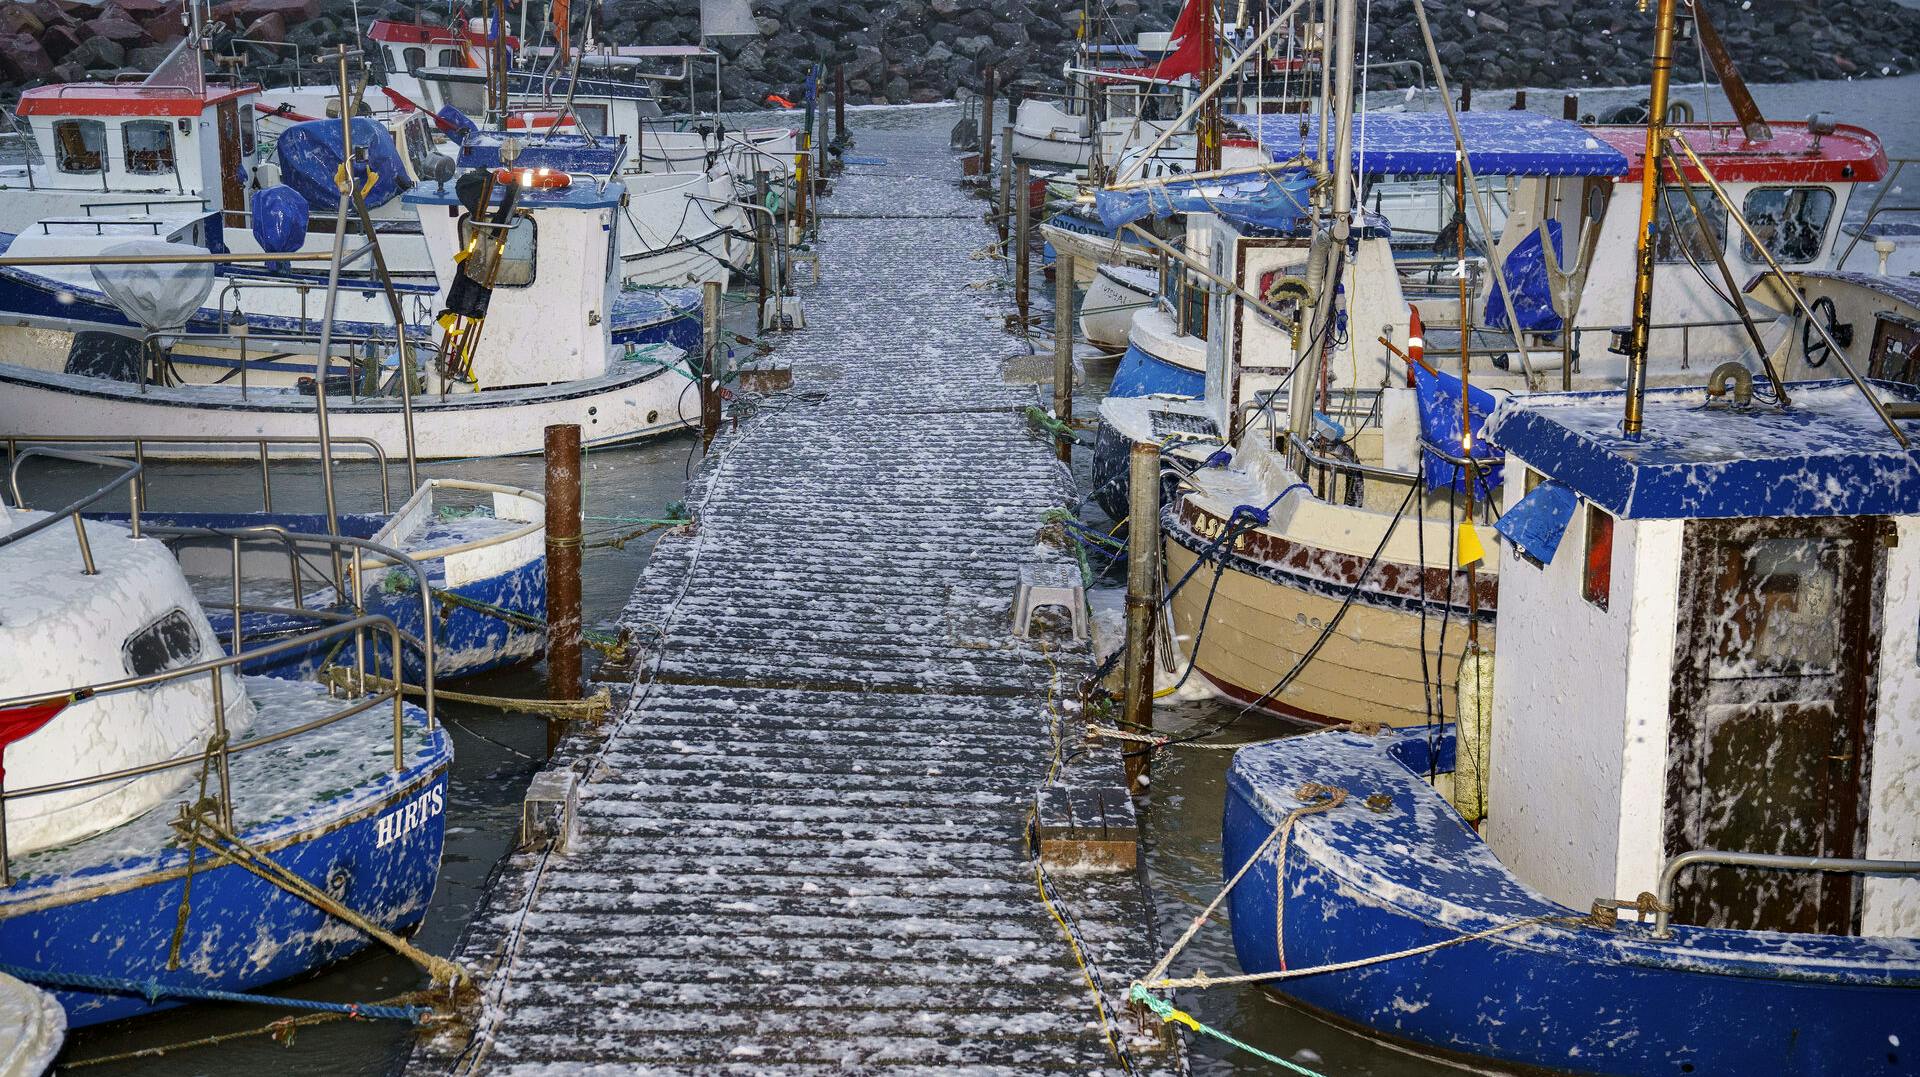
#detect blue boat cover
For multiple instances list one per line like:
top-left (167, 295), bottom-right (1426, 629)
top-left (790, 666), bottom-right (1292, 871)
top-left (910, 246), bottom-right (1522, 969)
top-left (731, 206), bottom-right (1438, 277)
top-left (1486, 380), bottom-right (1920, 519)
top-left (456, 132), bottom-right (627, 175)
top-left (1096, 172), bottom-right (1316, 235)
top-left (1225, 111), bottom-right (1630, 177)
top-left (1413, 363), bottom-right (1505, 494)
top-left (1483, 220), bottom-right (1564, 334)
top-left (249, 185), bottom-right (309, 271)
top-left (277, 117), bottom-right (413, 212)
top-left (436, 105), bottom-right (480, 138)
top-left (1493, 479), bottom-right (1577, 563)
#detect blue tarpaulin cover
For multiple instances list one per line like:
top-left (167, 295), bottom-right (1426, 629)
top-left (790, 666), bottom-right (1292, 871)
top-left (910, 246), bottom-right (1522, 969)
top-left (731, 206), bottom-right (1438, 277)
top-left (1096, 172), bottom-right (1316, 235)
top-left (1413, 363), bottom-right (1505, 494)
top-left (249, 184), bottom-right (308, 271)
top-left (1484, 220), bottom-right (1564, 334)
top-left (276, 117), bottom-right (413, 212)
top-left (1493, 479), bottom-right (1577, 563)
top-left (436, 105), bottom-right (480, 139)
top-left (1225, 111), bottom-right (1630, 177)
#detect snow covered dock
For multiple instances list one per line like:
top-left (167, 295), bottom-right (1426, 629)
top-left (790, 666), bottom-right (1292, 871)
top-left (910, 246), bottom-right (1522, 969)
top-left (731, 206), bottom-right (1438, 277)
top-left (407, 114), bottom-right (1180, 1075)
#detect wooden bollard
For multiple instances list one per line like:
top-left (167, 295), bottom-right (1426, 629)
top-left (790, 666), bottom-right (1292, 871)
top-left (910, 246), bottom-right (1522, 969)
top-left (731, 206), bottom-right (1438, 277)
top-left (997, 125), bottom-right (1014, 248)
top-left (1121, 441), bottom-right (1160, 793)
top-left (544, 423), bottom-right (583, 753)
top-left (979, 66), bottom-right (995, 174)
top-left (1053, 252), bottom-right (1075, 463)
top-left (834, 65), bottom-right (847, 144)
top-left (1459, 80), bottom-right (1472, 111)
top-left (1014, 158), bottom-right (1031, 328)
top-left (1563, 92), bottom-right (1580, 121)
top-left (700, 281), bottom-right (722, 449)
top-left (1510, 89), bottom-right (1527, 110)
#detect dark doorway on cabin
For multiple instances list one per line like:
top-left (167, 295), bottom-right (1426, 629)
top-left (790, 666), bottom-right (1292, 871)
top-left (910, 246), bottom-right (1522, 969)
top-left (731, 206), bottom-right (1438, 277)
top-left (1665, 515), bottom-right (1883, 936)
top-left (217, 100), bottom-right (247, 230)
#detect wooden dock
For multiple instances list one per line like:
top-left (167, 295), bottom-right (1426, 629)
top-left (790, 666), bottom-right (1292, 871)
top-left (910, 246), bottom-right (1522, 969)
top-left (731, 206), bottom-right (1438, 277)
top-left (405, 117), bottom-right (1182, 1075)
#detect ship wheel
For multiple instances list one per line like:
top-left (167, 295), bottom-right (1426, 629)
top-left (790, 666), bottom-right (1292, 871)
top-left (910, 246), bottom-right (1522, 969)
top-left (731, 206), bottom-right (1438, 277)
top-left (1800, 295), bottom-right (1852, 369)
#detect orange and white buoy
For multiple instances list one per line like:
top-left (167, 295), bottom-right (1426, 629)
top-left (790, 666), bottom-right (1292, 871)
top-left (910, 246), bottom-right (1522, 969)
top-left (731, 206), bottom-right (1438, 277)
top-left (1405, 304), bottom-right (1425, 386)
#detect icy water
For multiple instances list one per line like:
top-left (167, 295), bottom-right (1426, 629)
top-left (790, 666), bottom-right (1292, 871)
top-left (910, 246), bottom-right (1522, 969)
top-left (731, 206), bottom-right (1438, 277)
top-left (19, 81), bottom-right (1920, 1074)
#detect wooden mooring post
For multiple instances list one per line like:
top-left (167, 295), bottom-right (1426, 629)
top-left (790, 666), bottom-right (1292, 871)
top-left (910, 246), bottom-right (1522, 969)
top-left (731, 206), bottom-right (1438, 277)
top-left (700, 281), bottom-right (723, 448)
top-left (544, 423), bottom-right (583, 753)
top-left (1122, 441), bottom-right (1160, 793)
top-left (1564, 92), bottom-right (1580, 120)
top-left (979, 66), bottom-right (995, 174)
top-left (834, 64), bottom-right (847, 144)
top-left (1053, 252), bottom-right (1075, 463)
top-left (997, 125), bottom-right (1014, 248)
top-left (1014, 158), bottom-right (1031, 327)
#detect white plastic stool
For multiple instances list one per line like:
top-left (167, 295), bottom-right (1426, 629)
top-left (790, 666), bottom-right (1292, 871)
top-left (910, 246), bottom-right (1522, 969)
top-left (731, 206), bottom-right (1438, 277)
top-left (1013, 562), bottom-right (1088, 641)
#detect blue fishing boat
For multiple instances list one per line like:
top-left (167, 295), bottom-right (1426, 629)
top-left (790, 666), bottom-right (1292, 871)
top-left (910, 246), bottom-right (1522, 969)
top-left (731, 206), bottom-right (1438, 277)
top-left (0, 450), bottom-right (452, 1027)
top-left (1208, 382), bottom-right (1920, 1074)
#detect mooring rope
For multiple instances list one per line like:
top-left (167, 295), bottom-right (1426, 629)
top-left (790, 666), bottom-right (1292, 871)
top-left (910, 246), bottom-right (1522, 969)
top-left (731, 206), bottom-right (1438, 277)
top-left (0, 964), bottom-right (431, 1023)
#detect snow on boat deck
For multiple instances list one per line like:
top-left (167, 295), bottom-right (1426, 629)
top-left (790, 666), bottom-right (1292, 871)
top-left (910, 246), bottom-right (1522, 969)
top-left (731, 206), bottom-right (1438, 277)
top-left (405, 117), bottom-right (1180, 1074)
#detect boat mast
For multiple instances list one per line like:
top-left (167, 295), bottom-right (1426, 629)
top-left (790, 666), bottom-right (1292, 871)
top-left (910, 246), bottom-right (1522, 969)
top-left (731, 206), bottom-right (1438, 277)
top-left (1284, 0), bottom-right (1353, 444)
top-left (1196, 0), bottom-right (1222, 171)
top-left (1622, 0), bottom-right (1679, 439)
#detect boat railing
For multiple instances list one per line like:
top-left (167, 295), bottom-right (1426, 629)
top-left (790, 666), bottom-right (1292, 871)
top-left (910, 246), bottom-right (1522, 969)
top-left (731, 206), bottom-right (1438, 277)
top-left (0, 448), bottom-right (143, 575)
top-left (0, 612), bottom-right (415, 887)
top-left (78, 196), bottom-right (210, 217)
top-left (1837, 157), bottom-right (1920, 269)
top-left (153, 326), bottom-right (427, 403)
top-left (143, 524), bottom-right (438, 731)
top-left (1652, 849), bottom-right (1920, 939)
top-left (3, 433), bottom-right (392, 514)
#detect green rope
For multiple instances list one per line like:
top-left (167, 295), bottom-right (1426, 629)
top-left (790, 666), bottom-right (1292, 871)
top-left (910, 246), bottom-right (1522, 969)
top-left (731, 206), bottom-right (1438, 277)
top-left (1129, 986), bottom-right (1331, 1076)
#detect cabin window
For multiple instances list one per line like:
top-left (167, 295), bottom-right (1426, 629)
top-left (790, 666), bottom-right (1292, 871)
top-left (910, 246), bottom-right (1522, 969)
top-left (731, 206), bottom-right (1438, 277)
top-left (1582, 504), bottom-right (1614, 610)
top-left (241, 109), bottom-right (256, 158)
top-left (402, 117), bottom-right (435, 178)
top-left (1740, 187), bottom-right (1835, 265)
top-left (1651, 185), bottom-right (1726, 265)
top-left (121, 120), bottom-right (175, 175)
top-left (437, 48), bottom-right (460, 67)
top-left (122, 607), bottom-right (204, 678)
top-left (572, 103), bottom-right (609, 137)
top-left (459, 212), bottom-right (537, 287)
top-left (53, 119), bottom-right (107, 174)
top-left (403, 46), bottom-right (427, 75)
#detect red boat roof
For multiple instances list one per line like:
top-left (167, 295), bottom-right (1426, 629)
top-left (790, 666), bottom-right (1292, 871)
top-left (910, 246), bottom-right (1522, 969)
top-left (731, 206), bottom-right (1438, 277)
top-left (17, 83), bottom-right (258, 118)
top-left (367, 18), bottom-right (516, 49)
top-left (1589, 120), bottom-right (1888, 185)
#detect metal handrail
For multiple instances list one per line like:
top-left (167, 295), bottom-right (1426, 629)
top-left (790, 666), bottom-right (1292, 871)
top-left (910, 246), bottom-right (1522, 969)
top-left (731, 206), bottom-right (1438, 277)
top-left (1652, 849), bottom-right (1920, 939)
top-left (1, 449), bottom-right (143, 574)
top-left (4, 434), bottom-right (391, 515)
top-left (0, 613), bottom-right (411, 886)
top-left (1836, 157), bottom-right (1919, 268)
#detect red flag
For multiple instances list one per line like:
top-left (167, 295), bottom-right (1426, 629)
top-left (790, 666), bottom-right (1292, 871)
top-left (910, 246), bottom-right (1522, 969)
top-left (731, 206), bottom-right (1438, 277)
top-left (0, 693), bottom-right (82, 788)
top-left (1117, 0), bottom-right (1210, 82)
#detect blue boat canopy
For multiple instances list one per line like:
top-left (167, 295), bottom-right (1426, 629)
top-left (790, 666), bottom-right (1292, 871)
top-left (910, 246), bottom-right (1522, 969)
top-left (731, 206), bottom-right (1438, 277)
top-left (1484, 381), bottom-right (1920, 519)
top-left (1096, 172), bottom-right (1316, 235)
top-left (1224, 111), bottom-right (1630, 177)
top-left (456, 132), bottom-right (628, 176)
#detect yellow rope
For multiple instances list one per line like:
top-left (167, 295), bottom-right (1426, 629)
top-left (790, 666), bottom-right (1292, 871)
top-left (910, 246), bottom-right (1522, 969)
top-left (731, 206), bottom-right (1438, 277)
top-left (320, 668), bottom-right (611, 722)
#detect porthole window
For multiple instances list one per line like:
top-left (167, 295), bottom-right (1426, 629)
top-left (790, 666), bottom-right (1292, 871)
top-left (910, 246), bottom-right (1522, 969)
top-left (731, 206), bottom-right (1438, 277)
top-left (122, 608), bottom-right (204, 678)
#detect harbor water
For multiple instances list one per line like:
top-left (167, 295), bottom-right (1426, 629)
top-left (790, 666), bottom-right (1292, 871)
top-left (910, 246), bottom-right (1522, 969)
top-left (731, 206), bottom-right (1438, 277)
top-left (29, 80), bottom-right (1920, 1074)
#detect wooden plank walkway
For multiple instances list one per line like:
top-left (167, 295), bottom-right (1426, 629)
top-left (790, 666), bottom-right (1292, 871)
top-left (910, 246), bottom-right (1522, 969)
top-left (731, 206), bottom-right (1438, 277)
top-left (406, 115), bottom-right (1181, 1076)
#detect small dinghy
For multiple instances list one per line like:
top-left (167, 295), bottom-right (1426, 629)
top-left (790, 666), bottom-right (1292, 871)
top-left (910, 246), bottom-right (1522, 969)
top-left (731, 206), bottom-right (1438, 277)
top-left (0, 451), bottom-right (452, 1027)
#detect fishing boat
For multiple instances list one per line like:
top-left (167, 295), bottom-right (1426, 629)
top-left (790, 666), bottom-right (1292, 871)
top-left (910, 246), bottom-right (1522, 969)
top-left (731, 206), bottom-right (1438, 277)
top-left (0, 138), bottom-right (704, 460)
top-left (0, 449), bottom-right (451, 1027)
top-left (1213, 375), bottom-right (1920, 1074)
top-left (1079, 263), bottom-right (1159, 352)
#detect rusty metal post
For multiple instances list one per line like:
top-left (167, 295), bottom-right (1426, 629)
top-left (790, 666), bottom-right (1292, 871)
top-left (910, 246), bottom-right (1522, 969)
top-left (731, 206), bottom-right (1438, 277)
top-left (980, 66), bottom-right (995, 174)
top-left (997, 125), bottom-right (1014, 248)
top-left (700, 281), bottom-right (723, 449)
top-left (1014, 159), bottom-right (1031, 328)
top-left (544, 423), bottom-right (583, 752)
top-left (1053, 252), bottom-right (1075, 463)
top-left (1122, 441), bottom-right (1161, 793)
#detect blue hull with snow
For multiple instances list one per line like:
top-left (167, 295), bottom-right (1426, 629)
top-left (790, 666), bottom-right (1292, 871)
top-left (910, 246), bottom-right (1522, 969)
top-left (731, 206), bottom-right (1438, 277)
top-left (1108, 340), bottom-right (1204, 399)
top-left (0, 706), bottom-right (449, 1028)
top-left (1221, 729), bottom-right (1920, 1075)
top-left (122, 510), bottom-right (546, 682)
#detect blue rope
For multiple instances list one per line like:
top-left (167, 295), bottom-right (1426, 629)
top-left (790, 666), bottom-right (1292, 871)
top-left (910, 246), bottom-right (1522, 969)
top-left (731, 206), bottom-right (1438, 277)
top-left (0, 964), bottom-right (429, 1023)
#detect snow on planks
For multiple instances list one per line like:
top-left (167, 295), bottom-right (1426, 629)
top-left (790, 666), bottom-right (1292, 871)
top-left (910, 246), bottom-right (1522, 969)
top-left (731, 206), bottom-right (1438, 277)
top-left (407, 113), bottom-right (1181, 1076)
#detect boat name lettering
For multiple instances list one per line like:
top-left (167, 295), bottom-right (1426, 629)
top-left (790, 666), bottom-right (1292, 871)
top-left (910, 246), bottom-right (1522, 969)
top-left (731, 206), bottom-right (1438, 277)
top-left (376, 784), bottom-right (445, 849)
